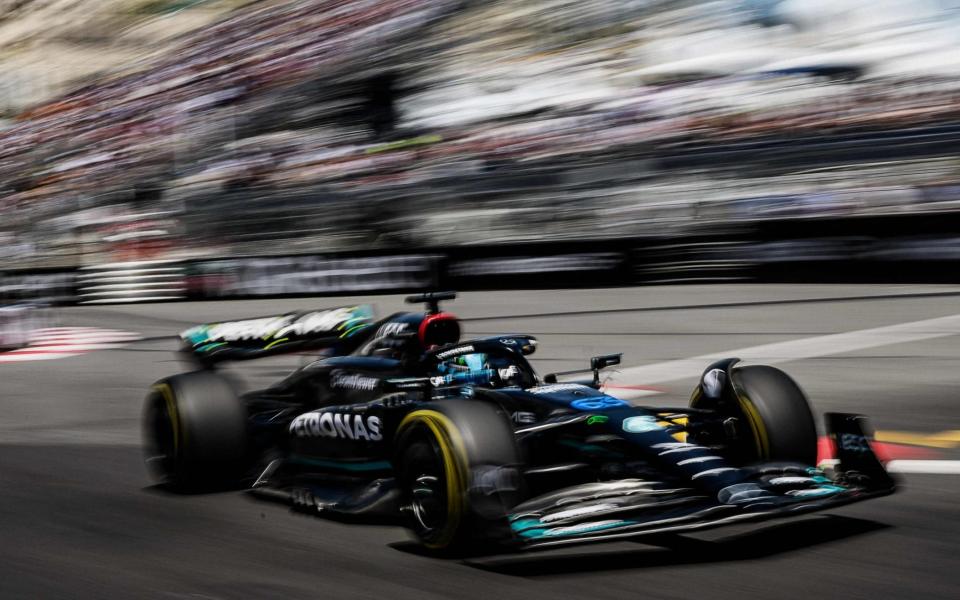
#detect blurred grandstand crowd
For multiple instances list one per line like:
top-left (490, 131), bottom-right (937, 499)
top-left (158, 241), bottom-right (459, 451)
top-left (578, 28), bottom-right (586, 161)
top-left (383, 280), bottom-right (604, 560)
top-left (2, 0), bottom-right (960, 268)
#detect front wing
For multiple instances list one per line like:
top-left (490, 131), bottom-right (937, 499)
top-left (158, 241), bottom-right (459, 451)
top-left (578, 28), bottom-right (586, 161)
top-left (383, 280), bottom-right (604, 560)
top-left (507, 413), bottom-right (896, 550)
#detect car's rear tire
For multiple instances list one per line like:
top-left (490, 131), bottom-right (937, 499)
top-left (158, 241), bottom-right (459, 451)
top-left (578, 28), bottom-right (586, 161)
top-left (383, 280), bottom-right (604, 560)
top-left (143, 371), bottom-right (249, 489)
top-left (394, 401), bottom-right (524, 554)
top-left (693, 364), bottom-right (818, 465)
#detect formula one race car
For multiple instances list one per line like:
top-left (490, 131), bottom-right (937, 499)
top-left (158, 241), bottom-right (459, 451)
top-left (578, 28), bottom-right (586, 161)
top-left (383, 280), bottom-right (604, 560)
top-left (143, 293), bottom-right (896, 553)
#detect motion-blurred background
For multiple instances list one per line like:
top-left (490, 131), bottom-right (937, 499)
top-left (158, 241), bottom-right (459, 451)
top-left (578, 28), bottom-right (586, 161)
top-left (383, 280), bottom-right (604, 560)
top-left (3, 5), bottom-right (960, 597)
top-left (4, 0), bottom-right (960, 302)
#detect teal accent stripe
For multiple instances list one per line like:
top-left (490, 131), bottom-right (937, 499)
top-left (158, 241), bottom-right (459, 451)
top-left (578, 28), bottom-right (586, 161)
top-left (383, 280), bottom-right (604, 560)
top-left (340, 316), bottom-right (369, 328)
top-left (557, 439), bottom-right (624, 458)
top-left (197, 342), bottom-right (227, 352)
top-left (340, 323), bottom-right (372, 338)
top-left (289, 456), bottom-right (391, 472)
top-left (510, 518), bottom-right (637, 539)
top-left (510, 518), bottom-right (544, 532)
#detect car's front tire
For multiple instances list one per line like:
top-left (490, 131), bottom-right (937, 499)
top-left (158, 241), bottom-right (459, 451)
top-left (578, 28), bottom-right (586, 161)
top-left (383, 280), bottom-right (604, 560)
top-left (394, 401), bottom-right (524, 554)
top-left (692, 364), bottom-right (818, 465)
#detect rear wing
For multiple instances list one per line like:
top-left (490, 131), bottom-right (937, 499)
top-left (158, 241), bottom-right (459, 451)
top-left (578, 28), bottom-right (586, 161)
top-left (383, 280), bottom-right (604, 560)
top-left (180, 305), bottom-right (375, 365)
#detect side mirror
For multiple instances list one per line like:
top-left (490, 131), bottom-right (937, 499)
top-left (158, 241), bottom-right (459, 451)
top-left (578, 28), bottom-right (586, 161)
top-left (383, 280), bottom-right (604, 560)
top-left (590, 353), bottom-right (621, 371)
top-left (591, 353), bottom-right (622, 386)
top-left (543, 353), bottom-right (621, 387)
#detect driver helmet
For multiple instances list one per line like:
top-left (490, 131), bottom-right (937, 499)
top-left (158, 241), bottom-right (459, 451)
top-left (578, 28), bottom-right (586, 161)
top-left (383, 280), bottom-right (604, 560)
top-left (439, 352), bottom-right (522, 386)
top-left (442, 352), bottom-right (487, 372)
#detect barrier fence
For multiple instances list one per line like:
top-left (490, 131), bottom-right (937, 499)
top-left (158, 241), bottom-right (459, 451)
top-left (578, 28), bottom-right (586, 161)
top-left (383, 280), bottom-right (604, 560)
top-left (9, 218), bottom-right (960, 304)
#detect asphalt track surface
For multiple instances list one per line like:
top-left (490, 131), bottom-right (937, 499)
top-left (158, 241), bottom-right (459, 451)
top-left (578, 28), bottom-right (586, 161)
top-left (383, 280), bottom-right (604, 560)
top-left (2, 285), bottom-right (959, 599)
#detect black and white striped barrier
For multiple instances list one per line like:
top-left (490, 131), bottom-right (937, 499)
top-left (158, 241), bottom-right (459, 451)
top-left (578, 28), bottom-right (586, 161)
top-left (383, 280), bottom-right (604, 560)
top-left (76, 260), bottom-right (186, 304)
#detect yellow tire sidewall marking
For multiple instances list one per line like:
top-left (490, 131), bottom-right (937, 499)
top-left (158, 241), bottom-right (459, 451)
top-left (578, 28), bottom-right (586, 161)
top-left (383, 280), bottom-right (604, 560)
top-left (152, 383), bottom-right (181, 455)
top-left (398, 410), bottom-right (469, 549)
top-left (691, 378), bottom-right (769, 459)
top-left (736, 393), bottom-right (770, 459)
top-left (690, 385), bottom-right (703, 405)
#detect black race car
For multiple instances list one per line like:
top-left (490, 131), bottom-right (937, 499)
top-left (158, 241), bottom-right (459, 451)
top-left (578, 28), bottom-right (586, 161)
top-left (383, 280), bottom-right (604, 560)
top-left (144, 292), bottom-right (895, 553)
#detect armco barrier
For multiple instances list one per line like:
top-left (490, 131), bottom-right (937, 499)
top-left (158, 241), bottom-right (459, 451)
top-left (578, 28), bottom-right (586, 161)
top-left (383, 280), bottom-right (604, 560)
top-left (443, 249), bottom-right (630, 290)
top-left (10, 220), bottom-right (960, 305)
top-left (185, 254), bottom-right (443, 299)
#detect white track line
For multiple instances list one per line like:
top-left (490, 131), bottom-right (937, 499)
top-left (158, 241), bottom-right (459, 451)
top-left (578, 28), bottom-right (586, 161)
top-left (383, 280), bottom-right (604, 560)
top-left (886, 460), bottom-right (960, 474)
top-left (0, 352), bottom-right (78, 362)
top-left (0, 327), bottom-right (142, 363)
top-left (601, 314), bottom-right (960, 475)
top-left (21, 343), bottom-right (130, 352)
top-left (607, 312), bottom-right (960, 397)
top-left (819, 459), bottom-right (960, 474)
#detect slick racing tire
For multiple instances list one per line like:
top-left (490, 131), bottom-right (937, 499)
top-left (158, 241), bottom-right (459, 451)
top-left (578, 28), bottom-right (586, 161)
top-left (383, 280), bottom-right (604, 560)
top-left (694, 365), bottom-right (818, 466)
top-left (394, 401), bottom-right (524, 554)
top-left (143, 371), bottom-right (249, 489)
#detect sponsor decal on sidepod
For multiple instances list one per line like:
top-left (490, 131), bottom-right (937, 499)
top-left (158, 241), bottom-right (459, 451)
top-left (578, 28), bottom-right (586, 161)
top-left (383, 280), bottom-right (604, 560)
top-left (290, 412), bottom-right (383, 441)
top-left (331, 373), bottom-right (379, 391)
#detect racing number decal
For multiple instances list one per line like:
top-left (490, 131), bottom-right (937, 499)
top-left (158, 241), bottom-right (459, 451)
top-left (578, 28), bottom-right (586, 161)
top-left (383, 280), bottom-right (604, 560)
top-left (570, 397), bottom-right (628, 411)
